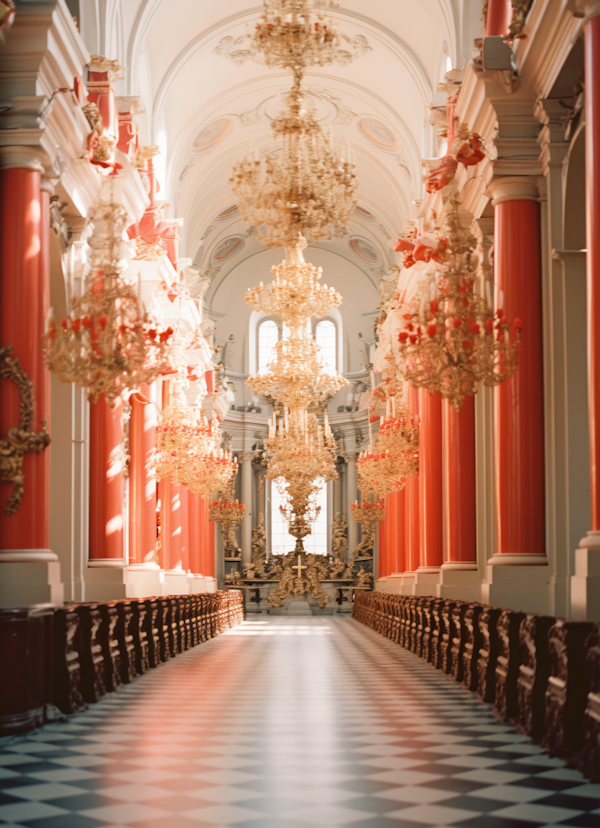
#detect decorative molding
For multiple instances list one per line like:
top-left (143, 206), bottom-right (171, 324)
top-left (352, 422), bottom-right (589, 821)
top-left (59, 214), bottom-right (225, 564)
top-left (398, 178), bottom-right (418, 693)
top-left (487, 175), bottom-right (540, 204)
top-left (0, 346), bottom-right (51, 517)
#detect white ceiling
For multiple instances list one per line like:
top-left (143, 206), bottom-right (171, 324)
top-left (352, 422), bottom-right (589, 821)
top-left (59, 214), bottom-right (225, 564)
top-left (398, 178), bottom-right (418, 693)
top-left (79, 0), bottom-right (480, 325)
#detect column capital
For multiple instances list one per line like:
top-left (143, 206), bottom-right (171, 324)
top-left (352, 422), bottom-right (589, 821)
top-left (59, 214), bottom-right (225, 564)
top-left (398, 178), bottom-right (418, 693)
top-left (488, 175), bottom-right (540, 206)
top-left (238, 451), bottom-right (254, 463)
top-left (574, 1), bottom-right (600, 22)
top-left (0, 146), bottom-right (45, 173)
top-left (343, 451), bottom-right (359, 463)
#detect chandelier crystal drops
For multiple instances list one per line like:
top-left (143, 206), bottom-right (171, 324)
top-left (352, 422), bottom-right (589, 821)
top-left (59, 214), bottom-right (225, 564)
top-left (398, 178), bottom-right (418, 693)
top-left (357, 393), bottom-right (419, 500)
top-left (155, 337), bottom-right (237, 497)
top-left (251, 0), bottom-right (340, 85)
top-left (264, 406), bottom-right (338, 548)
top-left (246, 245), bottom-right (348, 409)
top-left (44, 200), bottom-right (174, 406)
top-left (396, 195), bottom-right (521, 410)
top-left (230, 93), bottom-right (357, 249)
top-left (245, 243), bottom-right (340, 325)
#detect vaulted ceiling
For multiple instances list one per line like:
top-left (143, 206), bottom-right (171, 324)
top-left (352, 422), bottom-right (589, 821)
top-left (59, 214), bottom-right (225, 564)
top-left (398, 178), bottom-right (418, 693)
top-left (79, 0), bottom-right (480, 339)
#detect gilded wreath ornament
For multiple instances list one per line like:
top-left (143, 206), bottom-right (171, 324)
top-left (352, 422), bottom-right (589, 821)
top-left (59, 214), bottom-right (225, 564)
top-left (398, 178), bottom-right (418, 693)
top-left (0, 346), bottom-right (51, 516)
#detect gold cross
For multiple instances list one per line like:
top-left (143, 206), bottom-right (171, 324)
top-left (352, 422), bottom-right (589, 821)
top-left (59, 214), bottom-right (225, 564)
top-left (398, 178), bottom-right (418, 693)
top-left (292, 554), bottom-right (307, 578)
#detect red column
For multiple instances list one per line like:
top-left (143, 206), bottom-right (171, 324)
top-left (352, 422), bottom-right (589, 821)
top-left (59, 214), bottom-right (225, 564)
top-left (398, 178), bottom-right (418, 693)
top-left (443, 397), bottom-right (477, 569)
top-left (0, 155), bottom-right (53, 556)
top-left (377, 496), bottom-right (389, 578)
top-left (180, 485), bottom-right (190, 572)
top-left (485, 0), bottom-right (512, 37)
top-left (207, 508), bottom-right (215, 579)
top-left (89, 396), bottom-right (124, 562)
top-left (161, 481), bottom-right (183, 571)
top-left (188, 491), bottom-right (202, 574)
top-left (405, 386), bottom-right (420, 572)
top-left (585, 13), bottom-right (600, 534)
top-left (390, 489), bottom-right (406, 573)
top-left (489, 178), bottom-right (546, 563)
top-left (418, 388), bottom-right (443, 571)
top-left (128, 386), bottom-right (157, 565)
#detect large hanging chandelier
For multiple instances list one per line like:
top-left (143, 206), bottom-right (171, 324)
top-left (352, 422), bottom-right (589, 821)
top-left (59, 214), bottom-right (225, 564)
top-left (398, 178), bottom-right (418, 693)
top-left (154, 334), bottom-right (237, 496)
top-left (357, 392), bottom-right (419, 499)
top-left (44, 200), bottom-right (174, 406)
top-left (251, 0), bottom-right (340, 85)
top-left (248, 331), bottom-right (347, 410)
top-left (264, 406), bottom-right (337, 550)
top-left (396, 194), bottom-right (521, 410)
top-left (230, 91), bottom-right (357, 249)
top-left (245, 242), bottom-right (340, 325)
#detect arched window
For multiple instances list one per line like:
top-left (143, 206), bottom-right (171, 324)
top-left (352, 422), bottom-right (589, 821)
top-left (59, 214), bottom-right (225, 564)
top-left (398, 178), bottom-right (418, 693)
top-left (270, 479), bottom-right (328, 556)
top-left (257, 319), bottom-right (279, 374)
top-left (315, 319), bottom-right (337, 375)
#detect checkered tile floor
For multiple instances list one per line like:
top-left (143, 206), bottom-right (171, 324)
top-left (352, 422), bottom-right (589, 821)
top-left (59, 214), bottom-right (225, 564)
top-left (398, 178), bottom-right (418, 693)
top-left (0, 617), bottom-right (599, 827)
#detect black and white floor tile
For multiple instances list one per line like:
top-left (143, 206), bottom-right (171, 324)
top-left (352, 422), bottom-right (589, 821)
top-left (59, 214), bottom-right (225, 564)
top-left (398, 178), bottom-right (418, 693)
top-left (0, 617), bottom-right (599, 827)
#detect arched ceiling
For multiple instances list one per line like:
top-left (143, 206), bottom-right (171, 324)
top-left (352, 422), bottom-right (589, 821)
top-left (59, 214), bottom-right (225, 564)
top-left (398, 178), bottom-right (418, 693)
top-left (79, 0), bottom-right (477, 319)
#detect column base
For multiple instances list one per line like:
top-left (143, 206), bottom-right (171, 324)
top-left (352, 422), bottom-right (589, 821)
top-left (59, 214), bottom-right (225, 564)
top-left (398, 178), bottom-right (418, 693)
top-left (400, 572), bottom-right (416, 595)
top-left (162, 570), bottom-right (191, 595)
top-left (203, 576), bottom-right (217, 593)
top-left (124, 564), bottom-right (164, 599)
top-left (571, 531), bottom-right (600, 620)
top-left (488, 553), bottom-right (548, 566)
top-left (437, 566), bottom-right (481, 601)
top-left (483, 559), bottom-right (551, 614)
top-left (84, 566), bottom-right (128, 602)
top-left (0, 561), bottom-right (63, 608)
top-left (413, 569), bottom-right (440, 596)
top-left (375, 575), bottom-right (403, 595)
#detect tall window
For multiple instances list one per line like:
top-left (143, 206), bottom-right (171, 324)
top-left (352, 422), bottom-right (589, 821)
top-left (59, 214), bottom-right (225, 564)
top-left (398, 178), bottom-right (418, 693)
top-left (258, 319), bottom-right (279, 374)
top-left (270, 479), bottom-right (328, 556)
top-left (315, 319), bottom-right (337, 374)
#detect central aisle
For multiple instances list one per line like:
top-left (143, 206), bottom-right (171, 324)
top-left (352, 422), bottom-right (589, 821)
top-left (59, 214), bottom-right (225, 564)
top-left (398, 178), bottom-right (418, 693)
top-left (1, 617), bottom-right (599, 828)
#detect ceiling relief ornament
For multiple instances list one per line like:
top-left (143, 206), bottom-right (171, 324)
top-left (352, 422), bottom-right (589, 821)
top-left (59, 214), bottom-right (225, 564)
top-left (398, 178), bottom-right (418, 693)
top-left (359, 117), bottom-right (398, 150)
top-left (212, 236), bottom-right (245, 262)
top-left (192, 118), bottom-right (234, 152)
top-left (354, 205), bottom-right (377, 222)
top-left (215, 204), bottom-right (240, 222)
top-left (349, 237), bottom-right (380, 264)
top-left (213, 29), bottom-right (370, 72)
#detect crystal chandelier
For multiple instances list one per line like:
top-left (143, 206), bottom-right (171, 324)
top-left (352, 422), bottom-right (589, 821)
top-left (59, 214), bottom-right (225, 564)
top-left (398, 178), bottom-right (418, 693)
top-left (44, 200), bottom-right (174, 406)
top-left (154, 337), bottom-right (237, 496)
top-left (251, 0), bottom-right (340, 85)
top-left (396, 194), bottom-right (521, 410)
top-left (209, 498), bottom-right (245, 524)
top-left (248, 331), bottom-right (347, 410)
top-left (357, 393), bottom-right (419, 499)
top-left (264, 406), bottom-right (337, 548)
top-left (230, 93), bottom-right (357, 249)
top-left (350, 500), bottom-right (385, 523)
top-left (245, 242), bottom-right (341, 326)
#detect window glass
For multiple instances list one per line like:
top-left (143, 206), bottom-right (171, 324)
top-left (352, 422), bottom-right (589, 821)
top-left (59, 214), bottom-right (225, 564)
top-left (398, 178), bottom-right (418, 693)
top-left (258, 319), bottom-right (279, 374)
top-left (315, 319), bottom-right (336, 375)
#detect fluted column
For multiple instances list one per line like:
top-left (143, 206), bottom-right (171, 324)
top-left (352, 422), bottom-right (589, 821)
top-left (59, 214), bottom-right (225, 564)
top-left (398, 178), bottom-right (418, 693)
top-left (240, 452), bottom-right (253, 566)
top-left (484, 0), bottom-right (512, 37)
top-left (417, 389), bottom-right (443, 573)
top-left (442, 397), bottom-right (477, 570)
top-left (390, 489), bottom-right (406, 574)
top-left (0, 149), bottom-right (60, 606)
top-left (128, 386), bottom-right (157, 566)
top-left (346, 452), bottom-right (359, 554)
top-left (89, 396), bottom-right (124, 564)
top-left (488, 177), bottom-right (546, 565)
top-left (572, 1), bottom-right (600, 619)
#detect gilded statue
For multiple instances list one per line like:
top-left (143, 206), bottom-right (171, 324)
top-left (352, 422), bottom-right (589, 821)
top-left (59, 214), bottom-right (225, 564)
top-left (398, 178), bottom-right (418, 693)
top-left (353, 521), bottom-right (375, 560)
top-left (331, 512), bottom-right (348, 562)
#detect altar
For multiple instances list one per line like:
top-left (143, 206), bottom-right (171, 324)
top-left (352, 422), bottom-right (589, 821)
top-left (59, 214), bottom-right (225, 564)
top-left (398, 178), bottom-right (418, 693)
top-left (226, 579), bottom-right (357, 615)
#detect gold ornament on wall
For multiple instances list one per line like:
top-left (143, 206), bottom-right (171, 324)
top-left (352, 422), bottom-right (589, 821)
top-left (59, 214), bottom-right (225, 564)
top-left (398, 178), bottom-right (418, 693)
top-left (0, 346), bottom-right (51, 516)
